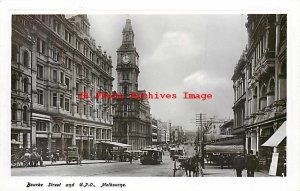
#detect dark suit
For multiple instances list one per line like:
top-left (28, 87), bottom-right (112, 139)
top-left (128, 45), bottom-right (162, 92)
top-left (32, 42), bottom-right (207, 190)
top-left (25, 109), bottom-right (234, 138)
top-left (233, 154), bottom-right (245, 177)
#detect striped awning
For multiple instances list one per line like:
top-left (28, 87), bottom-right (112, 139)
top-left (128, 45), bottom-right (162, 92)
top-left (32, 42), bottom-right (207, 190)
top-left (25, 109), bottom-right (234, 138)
top-left (262, 121), bottom-right (286, 147)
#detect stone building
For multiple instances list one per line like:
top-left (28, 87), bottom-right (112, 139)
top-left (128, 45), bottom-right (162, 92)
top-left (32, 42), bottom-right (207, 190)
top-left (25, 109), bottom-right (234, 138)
top-left (113, 19), bottom-right (151, 150)
top-left (11, 14), bottom-right (114, 159)
top-left (232, 14), bottom-right (286, 170)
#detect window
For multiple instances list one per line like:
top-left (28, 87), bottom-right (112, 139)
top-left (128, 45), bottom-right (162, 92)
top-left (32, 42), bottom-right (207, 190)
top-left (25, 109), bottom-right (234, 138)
top-left (52, 47), bottom-right (60, 61)
top-left (23, 78), bottom-right (28, 93)
top-left (90, 107), bottom-right (92, 116)
top-left (23, 106), bottom-right (28, 122)
top-left (64, 30), bottom-right (72, 43)
top-left (11, 103), bottom-right (17, 121)
top-left (65, 98), bottom-right (70, 111)
top-left (65, 77), bottom-right (70, 90)
top-left (37, 64), bottom-right (43, 79)
top-left (53, 69), bottom-right (57, 82)
top-left (52, 93), bottom-right (57, 107)
top-left (37, 89), bottom-right (43, 105)
top-left (90, 51), bottom-right (94, 61)
top-left (37, 121), bottom-right (47, 131)
top-left (53, 19), bottom-right (60, 34)
top-left (76, 102), bottom-right (79, 113)
top-left (84, 46), bottom-right (88, 56)
top-left (11, 74), bottom-right (17, 90)
top-left (23, 50), bottom-right (29, 67)
top-left (37, 38), bottom-right (46, 54)
top-left (83, 104), bottom-right (86, 115)
top-left (76, 127), bottom-right (80, 135)
top-left (76, 83), bottom-right (79, 94)
top-left (65, 56), bottom-right (72, 69)
top-left (53, 124), bottom-right (60, 133)
top-left (76, 39), bottom-right (80, 50)
top-left (60, 71), bottom-right (64, 83)
top-left (84, 68), bottom-right (89, 78)
top-left (96, 109), bottom-right (99, 118)
top-left (60, 94), bottom-right (64, 108)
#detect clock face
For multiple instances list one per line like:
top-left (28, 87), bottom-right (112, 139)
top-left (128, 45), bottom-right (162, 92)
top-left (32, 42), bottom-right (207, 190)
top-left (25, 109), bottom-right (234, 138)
top-left (122, 54), bottom-right (130, 64)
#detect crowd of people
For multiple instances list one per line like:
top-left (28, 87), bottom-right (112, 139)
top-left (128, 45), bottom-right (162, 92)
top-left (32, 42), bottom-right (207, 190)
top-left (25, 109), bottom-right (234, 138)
top-left (232, 150), bottom-right (259, 177)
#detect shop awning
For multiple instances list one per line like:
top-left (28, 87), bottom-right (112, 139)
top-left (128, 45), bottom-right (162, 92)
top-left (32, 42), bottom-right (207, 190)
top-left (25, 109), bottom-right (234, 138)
top-left (205, 145), bottom-right (244, 154)
top-left (262, 121), bottom-right (286, 147)
top-left (101, 141), bottom-right (132, 148)
top-left (11, 139), bottom-right (22, 144)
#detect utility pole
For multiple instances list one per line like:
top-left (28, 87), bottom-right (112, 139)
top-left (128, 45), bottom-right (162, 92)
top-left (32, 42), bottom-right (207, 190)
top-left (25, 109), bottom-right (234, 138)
top-left (196, 113), bottom-right (206, 169)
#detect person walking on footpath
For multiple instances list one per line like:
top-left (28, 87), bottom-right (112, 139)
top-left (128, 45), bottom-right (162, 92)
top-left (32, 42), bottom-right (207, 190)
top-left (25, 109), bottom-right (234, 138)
top-left (129, 153), bottom-right (133, 164)
top-left (245, 150), bottom-right (259, 177)
top-left (233, 151), bottom-right (245, 177)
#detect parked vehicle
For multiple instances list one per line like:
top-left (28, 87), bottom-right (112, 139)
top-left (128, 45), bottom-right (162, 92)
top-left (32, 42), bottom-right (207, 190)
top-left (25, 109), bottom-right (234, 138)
top-left (66, 146), bottom-right (81, 164)
top-left (140, 148), bottom-right (163, 165)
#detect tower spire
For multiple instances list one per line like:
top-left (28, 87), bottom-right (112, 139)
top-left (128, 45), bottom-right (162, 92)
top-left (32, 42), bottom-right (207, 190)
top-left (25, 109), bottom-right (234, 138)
top-left (122, 19), bottom-right (134, 45)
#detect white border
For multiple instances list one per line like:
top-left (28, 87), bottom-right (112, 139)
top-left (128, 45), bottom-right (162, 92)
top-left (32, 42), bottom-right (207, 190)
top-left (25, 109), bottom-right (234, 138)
top-left (1, 0), bottom-right (300, 191)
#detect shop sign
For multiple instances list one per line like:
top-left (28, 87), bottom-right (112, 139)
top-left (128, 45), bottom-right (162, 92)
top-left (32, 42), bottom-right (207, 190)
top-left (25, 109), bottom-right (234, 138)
top-left (269, 152), bottom-right (279, 176)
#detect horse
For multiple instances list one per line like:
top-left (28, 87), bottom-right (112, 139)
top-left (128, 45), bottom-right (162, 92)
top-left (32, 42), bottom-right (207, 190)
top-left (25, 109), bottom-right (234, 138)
top-left (181, 156), bottom-right (200, 177)
top-left (30, 152), bottom-right (43, 167)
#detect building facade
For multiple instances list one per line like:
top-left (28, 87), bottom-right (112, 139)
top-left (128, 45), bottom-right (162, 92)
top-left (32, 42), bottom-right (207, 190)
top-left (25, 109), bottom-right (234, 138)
top-left (232, 14), bottom-right (287, 170)
top-left (151, 118), bottom-right (158, 145)
top-left (113, 19), bottom-right (151, 150)
top-left (11, 14), bottom-right (114, 159)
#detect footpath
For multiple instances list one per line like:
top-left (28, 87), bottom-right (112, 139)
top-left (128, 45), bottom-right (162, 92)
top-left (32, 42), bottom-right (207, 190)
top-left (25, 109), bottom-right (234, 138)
top-left (42, 160), bottom-right (116, 166)
top-left (182, 165), bottom-right (269, 177)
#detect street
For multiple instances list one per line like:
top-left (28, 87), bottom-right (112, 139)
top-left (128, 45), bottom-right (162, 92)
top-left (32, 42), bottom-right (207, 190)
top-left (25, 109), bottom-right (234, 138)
top-left (11, 151), bottom-right (185, 177)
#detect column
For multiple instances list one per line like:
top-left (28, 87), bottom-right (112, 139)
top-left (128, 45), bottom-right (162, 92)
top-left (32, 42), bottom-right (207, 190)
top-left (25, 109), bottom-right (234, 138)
top-left (61, 123), bottom-right (65, 157)
top-left (256, 127), bottom-right (260, 157)
top-left (31, 120), bottom-right (37, 147)
top-left (72, 123), bottom-right (76, 146)
top-left (88, 127), bottom-right (91, 159)
top-left (93, 128), bottom-right (97, 159)
top-left (47, 122), bottom-right (52, 152)
top-left (80, 126), bottom-right (83, 156)
top-left (245, 131), bottom-right (249, 154)
top-left (26, 133), bottom-right (31, 148)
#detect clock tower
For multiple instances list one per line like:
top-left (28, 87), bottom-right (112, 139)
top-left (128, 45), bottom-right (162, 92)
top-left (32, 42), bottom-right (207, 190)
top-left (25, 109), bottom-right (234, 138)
top-left (116, 19), bottom-right (140, 94)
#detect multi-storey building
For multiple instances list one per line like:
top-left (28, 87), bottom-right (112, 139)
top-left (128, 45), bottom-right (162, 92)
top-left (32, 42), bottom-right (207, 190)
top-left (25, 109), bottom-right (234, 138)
top-left (232, 14), bottom-right (286, 170)
top-left (151, 118), bottom-right (158, 145)
top-left (113, 19), bottom-right (151, 150)
top-left (11, 14), bottom-right (114, 160)
top-left (11, 16), bottom-right (33, 152)
top-left (157, 120), bottom-right (170, 145)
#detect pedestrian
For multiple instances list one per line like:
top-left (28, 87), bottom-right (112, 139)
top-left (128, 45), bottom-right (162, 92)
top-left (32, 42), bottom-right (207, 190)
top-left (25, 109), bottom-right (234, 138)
top-left (129, 153), bottom-right (133, 164)
top-left (245, 150), bottom-right (259, 177)
top-left (233, 151), bottom-right (245, 177)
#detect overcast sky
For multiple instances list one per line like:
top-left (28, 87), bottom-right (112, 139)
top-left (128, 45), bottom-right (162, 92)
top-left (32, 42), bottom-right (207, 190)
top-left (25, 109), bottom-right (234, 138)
top-left (88, 14), bottom-right (248, 131)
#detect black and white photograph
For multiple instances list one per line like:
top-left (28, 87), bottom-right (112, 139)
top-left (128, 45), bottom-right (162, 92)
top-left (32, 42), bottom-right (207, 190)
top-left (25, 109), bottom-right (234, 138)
top-left (1, 0), bottom-right (300, 191)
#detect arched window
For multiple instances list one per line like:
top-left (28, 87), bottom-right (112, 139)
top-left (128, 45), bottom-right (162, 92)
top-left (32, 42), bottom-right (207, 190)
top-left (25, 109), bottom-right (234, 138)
top-left (23, 78), bottom-right (28, 93)
top-left (23, 50), bottom-right (29, 67)
top-left (11, 74), bottom-right (18, 90)
top-left (268, 79), bottom-right (275, 93)
top-left (23, 106), bottom-right (28, 122)
top-left (11, 103), bottom-right (17, 121)
top-left (11, 44), bottom-right (18, 62)
top-left (53, 124), bottom-right (60, 133)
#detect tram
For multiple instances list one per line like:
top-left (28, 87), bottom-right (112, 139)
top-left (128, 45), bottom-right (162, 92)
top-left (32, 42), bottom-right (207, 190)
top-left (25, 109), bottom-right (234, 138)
top-left (140, 148), bottom-right (163, 165)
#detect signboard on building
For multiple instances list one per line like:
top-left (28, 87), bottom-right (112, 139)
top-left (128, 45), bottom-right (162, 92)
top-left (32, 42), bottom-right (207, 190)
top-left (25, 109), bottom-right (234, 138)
top-left (269, 152), bottom-right (279, 176)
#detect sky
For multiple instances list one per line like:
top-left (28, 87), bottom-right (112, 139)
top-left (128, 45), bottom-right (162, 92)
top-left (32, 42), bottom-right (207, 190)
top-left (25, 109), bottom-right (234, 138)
top-left (88, 14), bottom-right (248, 131)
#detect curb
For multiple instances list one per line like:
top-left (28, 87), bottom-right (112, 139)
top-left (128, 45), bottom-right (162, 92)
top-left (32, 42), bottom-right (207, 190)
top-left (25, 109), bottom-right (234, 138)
top-left (44, 161), bottom-right (116, 167)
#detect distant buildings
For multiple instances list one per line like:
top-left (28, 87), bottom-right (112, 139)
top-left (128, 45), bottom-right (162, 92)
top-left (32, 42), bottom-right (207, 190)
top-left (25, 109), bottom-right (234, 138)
top-left (232, 14), bottom-right (286, 170)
